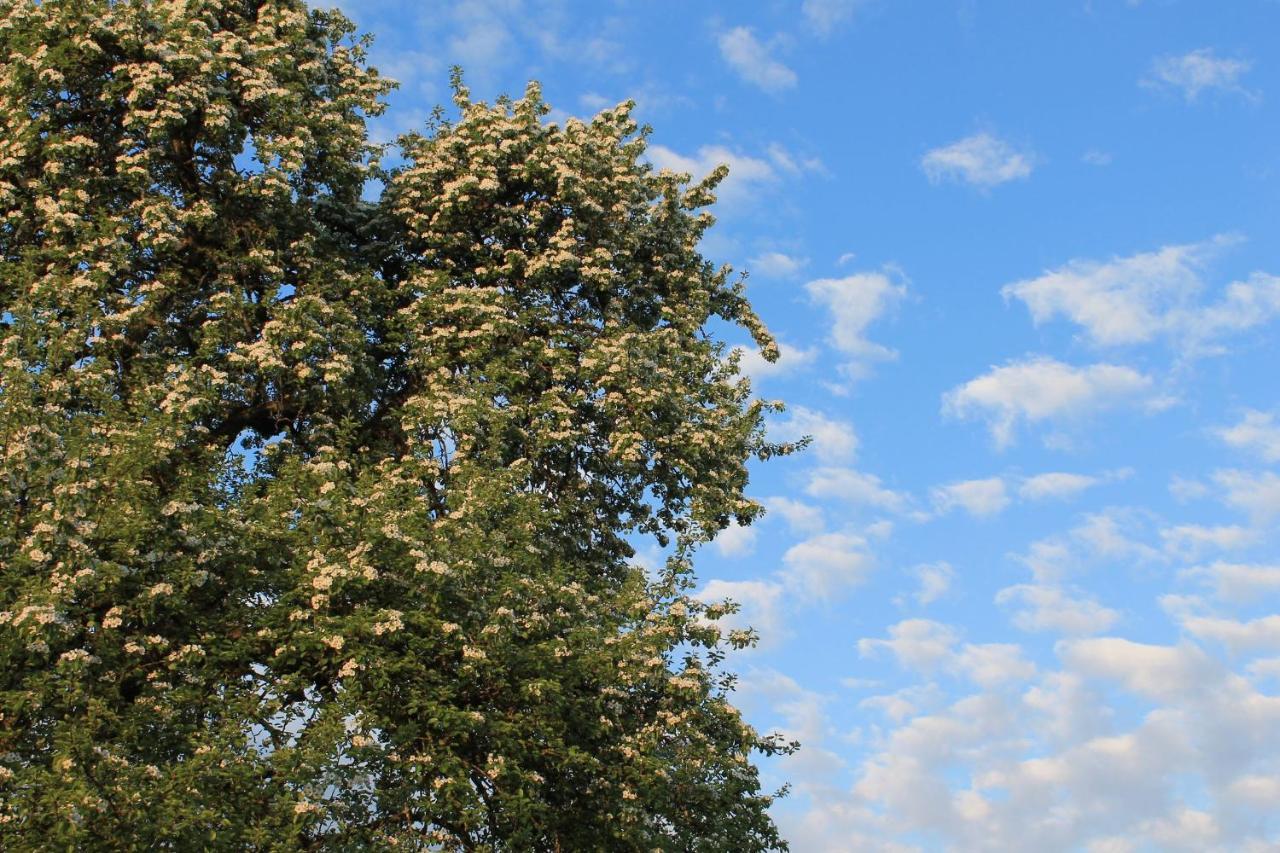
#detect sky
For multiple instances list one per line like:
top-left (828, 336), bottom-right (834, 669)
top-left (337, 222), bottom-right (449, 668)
top-left (331, 1), bottom-right (1280, 849)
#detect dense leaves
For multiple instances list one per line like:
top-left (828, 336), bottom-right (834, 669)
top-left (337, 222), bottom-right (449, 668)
top-left (0, 1), bottom-right (796, 849)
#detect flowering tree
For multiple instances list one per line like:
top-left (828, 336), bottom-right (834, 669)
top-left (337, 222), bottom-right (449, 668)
top-left (0, 1), bottom-right (796, 849)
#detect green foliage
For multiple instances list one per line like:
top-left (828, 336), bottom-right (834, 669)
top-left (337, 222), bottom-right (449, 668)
top-left (0, 1), bottom-right (797, 849)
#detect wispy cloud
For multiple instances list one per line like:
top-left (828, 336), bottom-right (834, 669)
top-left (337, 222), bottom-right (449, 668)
top-left (717, 26), bottom-right (797, 92)
top-left (749, 251), bottom-right (809, 279)
top-left (1144, 48), bottom-right (1255, 101)
top-left (802, 0), bottom-right (869, 35)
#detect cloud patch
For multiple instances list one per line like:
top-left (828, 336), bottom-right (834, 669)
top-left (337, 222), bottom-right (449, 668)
top-left (921, 132), bottom-right (1034, 188)
top-left (1144, 48), bottom-right (1255, 101)
top-left (1001, 236), bottom-right (1280, 352)
top-left (718, 27), bottom-right (797, 92)
top-left (942, 357), bottom-right (1162, 448)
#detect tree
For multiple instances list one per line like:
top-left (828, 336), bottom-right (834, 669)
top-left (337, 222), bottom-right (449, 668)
top-left (0, 1), bottom-right (797, 849)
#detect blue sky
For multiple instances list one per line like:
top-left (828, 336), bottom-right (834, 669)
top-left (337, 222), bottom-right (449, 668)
top-left (334, 1), bottom-right (1280, 848)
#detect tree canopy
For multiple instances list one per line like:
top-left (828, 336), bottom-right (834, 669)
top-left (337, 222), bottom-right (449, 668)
top-left (0, 1), bottom-right (797, 849)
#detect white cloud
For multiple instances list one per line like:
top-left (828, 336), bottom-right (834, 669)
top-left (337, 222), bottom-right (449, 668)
top-left (765, 143), bottom-right (825, 176)
top-left (577, 91), bottom-right (612, 112)
top-left (1217, 410), bottom-right (1280, 462)
top-left (1058, 637), bottom-right (1219, 701)
top-left (931, 477), bottom-right (1010, 518)
top-left (859, 685), bottom-right (940, 723)
top-left (802, 0), bottom-right (867, 34)
top-left (957, 643), bottom-right (1037, 687)
top-left (859, 621), bottom-right (1036, 686)
top-left (749, 251), bottom-right (808, 279)
top-left (713, 520), bottom-right (757, 557)
top-left (1161, 524), bottom-right (1259, 559)
top-left (1183, 562), bottom-right (1280, 604)
top-left (1169, 475), bottom-right (1210, 502)
top-left (912, 561), bottom-right (955, 606)
top-left (1001, 237), bottom-right (1280, 351)
top-left (1013, 509), bottom-right (1163, 585)
top-left (717, 27), bottom-right (797, 92)
top-left (1227, 774), bottom-right (1280, 809)
top-left (1072, 510), bottom-right (1163, 564)
top-left (782, 532), bottom-right (875, 600)
top-left (1019, 471), bottom-right (1120, 501)
top-left (771, 406), bottom-right (859, 462)
top-left (806, 271), bottom-right (907, 361)
top-left (733, 340), bottom-right (820, 384)
top-left (858, 619), bottom-right (959, 672)
top-left (1248, 657), bottom-right (1280, 682)
top-left (646, 144), bottom-right (777, 207)
top-left (698, 578), bottom-right (786, 642)
top-left (1144, 48), bottom-right (1254, 101)
top-left (921, 132), bottom-right (1034, 188)
top-left (997, 584), bottom-right (1121, 634)
top-left (942, 357), bottom-right (1159, 448)
top-left (1180, 615), bottom-right (1280, 654)
top-left (791, 626), bottom-right (1280, 850)
top-left (762, 495), bottom-right (826, 535)
top-left (806, 467), bottom-right (911, 513)
top-left (1213, 469), bottom-right (1280, 521)
top-left (446, 1), bottom-right (517, 71)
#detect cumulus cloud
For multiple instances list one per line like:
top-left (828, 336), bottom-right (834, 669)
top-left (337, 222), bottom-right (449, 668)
top-left (1213, 469), bottom-right (1280, 521)
top-left (806, 467), bottom-right (911, 513)
top-left (762, 491), bottom-right (824, 532)
top-left (1011, 509), bottom-right (1163, 584)
top-left (1058, 637), bottom-right (1221, 700)
top-left (858, 619), bottom-right (959, 672)
top-left (1179, 614), bottom-right (1280, 654)
top-left (858, 684), bottom-right (941, 723)
top-left (1161, 523), bottom-right (1259, 559)
top-left (931, 477), bottom-right (1010, 518)
top-left (1001, 236), bottom-right (1280, 352)
top-left (996, 584), bottom-right (1121, 634)
top-left (761, 496), bottom-right (826, 535)
top-left (717, 26), bottom-right (797, 92)
top-left (713, 520), bottom-right (757, 557)
top-left (1216, 410), bottom-right (1280, 462)
top-left (1182, 561), bottom-right (1280, 604)
top-left (911, 561), bottom-right (955, 606)
top-left (782, 532), bottom-right (875, 600)
top-left (698, 578), bottom-right (786, 642)
top-left (957, 643), bottom-right (1038, 687)
top-left (805, 271), bottom-right (908, 378)
top-left (1144, 48), bottom-right (1255, 101)
top-left (859, 620), bottom-right (1036, 686)
top-left (942, 356), bottom-right (1161, 448)
top-left (770, 406), bottom-right (859, 462)
top-left (921, 132), bottom-right (1034, 188)
top-left (791, 623), bottom-right (1280, 850)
